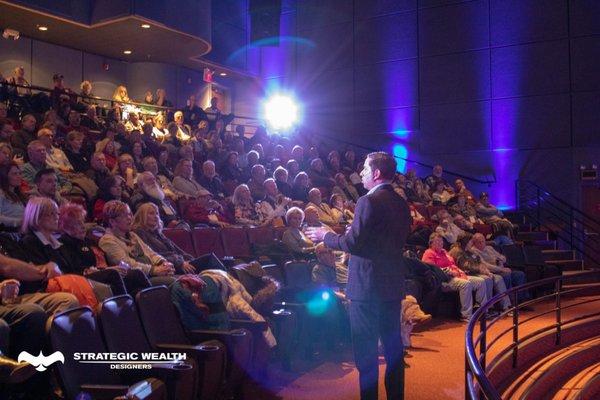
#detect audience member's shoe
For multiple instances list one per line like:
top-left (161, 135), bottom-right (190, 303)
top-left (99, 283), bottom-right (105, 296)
top-left (0, 355), bottom-right (36, 384)
top-left (403, 295), bottom-right (432, 325)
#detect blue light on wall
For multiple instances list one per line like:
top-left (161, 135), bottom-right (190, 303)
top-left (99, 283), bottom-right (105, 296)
top-left (392, 144), bottom-right (408, 173)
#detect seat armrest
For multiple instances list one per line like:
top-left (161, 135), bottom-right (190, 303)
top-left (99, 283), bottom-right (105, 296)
top-left (186, 329), bottom-right (250, 345)
top-left (230, 319), bottom-right (269, 331)
top-left (79, 384), bottom-right (129, 399)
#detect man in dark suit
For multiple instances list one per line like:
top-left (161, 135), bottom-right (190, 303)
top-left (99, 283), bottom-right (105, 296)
top-left (307, 151), bottom-right (410, 400)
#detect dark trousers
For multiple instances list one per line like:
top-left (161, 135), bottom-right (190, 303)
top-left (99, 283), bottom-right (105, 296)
top-left (87, 268), bottom-right (153, 297)
top-left (189, 253), bottom-right (227, 272)
top-left (349, 300), bottom-right (404, 400)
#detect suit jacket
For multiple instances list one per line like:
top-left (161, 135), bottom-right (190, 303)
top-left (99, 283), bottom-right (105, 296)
top-left (324, 184), bottom-right (410, 302)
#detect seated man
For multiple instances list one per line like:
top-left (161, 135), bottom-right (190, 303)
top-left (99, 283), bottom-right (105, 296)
top-left (140, 156), bottom-right (183, 201)
top-left (257, 178), bottom-right (290, 227)
top-left (475, 192), bottom-right (514, 235)
top-left (172, 159), bottom-right (208, 198)
top-left (29, 168), bottom-right (66, 205)
top-left (467, 233), bottom-right (527, 298)
top-left (20, 140), bottom-right (72, 194)
top-left (130, 171), bottom-right (185, 229)
top-left (197, 160), bottom-right (225, 199)
top-left (0, 253), bottom-right (79, 358)
top-left (306, 188), bottom-right (340, 227)
top-left (313, 243), bottom-right (348, 295)
top-left (247, 164), bottom-right (267, 202)
top-left (37, 128), bottom-right (74, 173)
top-left (435, 218), bottom-right (471, 248)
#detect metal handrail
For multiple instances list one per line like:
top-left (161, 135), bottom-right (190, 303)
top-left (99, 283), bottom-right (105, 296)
top-left (465, 270), bottom-right (600, 400)
top-left (1, 81), bottom-right (262, 121)
top-left (517, 180), bottom-right (600, 226)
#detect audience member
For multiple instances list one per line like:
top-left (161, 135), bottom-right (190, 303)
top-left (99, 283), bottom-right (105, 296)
top-left (421, 233), bottom-right (487, 321)
top-left (282, 207), bottom-right (316, 256)
top-left (0, 162), bottom-right (26, 229)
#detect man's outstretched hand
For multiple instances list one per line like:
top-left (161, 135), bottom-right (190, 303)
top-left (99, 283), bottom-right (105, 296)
top-left (305, 225), bottom-right (334, 242)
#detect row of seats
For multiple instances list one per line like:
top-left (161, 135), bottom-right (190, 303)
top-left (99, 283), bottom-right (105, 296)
top-left (49, 286), bottom-right (260, 400)
top-left (163, 226), bottom-right (289, 260)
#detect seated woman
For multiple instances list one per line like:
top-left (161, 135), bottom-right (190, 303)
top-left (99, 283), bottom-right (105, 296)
top-left (232, 184), bottom-right (265, 227)
top-left (63, 130), bottom-right (89, 173)
top-left (132, 202), bottom-right (226, 275)
top-left (98, 200), bottom-right (176, 288)
top-left (95, 138), bottom-right (117, 171)
top-left (421, 233), bottom-right (488, 322)
top-left (282, 207), bottom-right (316, 256)
top-left (0, 162), bottom-right (27, 230)
top-left (290, 172), bottom-right (310, 203)
top-left (113, 153), bottom-right (137, 194)
top-left (93, 175), bottom-right (128, 223)
top-left (58, 202), bottom-right (150, 295)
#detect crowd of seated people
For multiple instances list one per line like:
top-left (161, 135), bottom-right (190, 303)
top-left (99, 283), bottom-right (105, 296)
top-left (0, 68), bottom-right (541, 397)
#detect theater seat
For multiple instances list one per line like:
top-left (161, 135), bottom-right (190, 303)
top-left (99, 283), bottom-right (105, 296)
top-left (246, 226), bottom-right (275, 247)
top-left (220, 227), bottom-right (251, 259)
top-left (48, 306), bottom-right (167, 400)
top-left (136, 286), bottom-right (251, 398)
top-left (192, 228), bottom-right (224, 258)
top-left (163, 228), bottom-right (196, 257)
top-left (97, 295), bottom-right (197, 400)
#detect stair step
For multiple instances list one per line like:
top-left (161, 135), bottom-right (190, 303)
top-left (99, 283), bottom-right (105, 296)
top-left (505, 336), bottom-right (600, 400)
top-left (517, 231), bottom-right (550, 242)
top-left (552, 363), bottom-right (600, 400)
top-left (534, 240), bottom-right (558, 250)
top-left (543, 250), bottom-right (576, 261)
top-left (550, 260), bottom-right (585, 271)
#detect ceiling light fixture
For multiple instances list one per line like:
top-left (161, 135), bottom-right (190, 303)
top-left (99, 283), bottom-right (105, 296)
top-left (141, 24), bottom-right (151, 29)
top-left (123, 50), bottom-right (132, 55)
top-left (219, 72), bottom-right (227, 76)
top-left (38, 26), bottom-right (48, 31)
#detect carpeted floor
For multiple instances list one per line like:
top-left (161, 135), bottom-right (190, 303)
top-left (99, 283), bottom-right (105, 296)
top-left (247, 296), bottom-right (599, 400)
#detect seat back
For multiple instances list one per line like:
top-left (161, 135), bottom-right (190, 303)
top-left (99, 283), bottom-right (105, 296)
top-left (48, 307), bottom-right (118, 399)
top-left (163, 229), bottom-right (196, 257)
top-left (283, 261), bottom-right (313, 289)
top-left (136, 287), bottom-right (191, 347)
top-left (502, 244), bottom-right (527, 268)
top-left (221, 227), bottom-right (251, 258)
top-left (246, 226), bottom-right (275, 247)
top-left (263, 264), bottom-right (285, 285)
top-left (192, 228), bottom-right (224, 258)
top-left (98, 295), bottom-right (152, 354)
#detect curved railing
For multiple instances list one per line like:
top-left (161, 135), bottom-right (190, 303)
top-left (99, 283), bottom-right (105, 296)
top-left (465, 270), bottom-right (600, 399)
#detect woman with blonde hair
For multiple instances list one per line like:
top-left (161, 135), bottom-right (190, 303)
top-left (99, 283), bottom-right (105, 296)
top-left (113, 153), bottom-right (137, 191)
top-left (99, 200), bottom-right (176, 287)
top-left (132, 202), bottom-right (224, 274)
top-left (281, 206), bottom-right (315, 256)
top-left (232, 184), bottom-right (264, 227)
top-left (112, 85), bottom-right (130, 103)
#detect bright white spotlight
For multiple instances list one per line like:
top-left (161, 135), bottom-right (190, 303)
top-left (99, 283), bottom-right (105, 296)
top-left (264, 95), bottom-right (298, 130)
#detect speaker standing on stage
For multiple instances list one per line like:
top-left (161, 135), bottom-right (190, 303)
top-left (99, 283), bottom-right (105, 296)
top-left (306, 151), bottom-right (411, 400)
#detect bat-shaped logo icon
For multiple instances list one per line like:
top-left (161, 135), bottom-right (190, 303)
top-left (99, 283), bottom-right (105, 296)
top-left (17, 351), bottom-right (65, 371)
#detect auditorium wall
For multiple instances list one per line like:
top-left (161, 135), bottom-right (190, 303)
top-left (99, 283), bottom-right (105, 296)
top-left (253, 0), bottom-right (600, 209)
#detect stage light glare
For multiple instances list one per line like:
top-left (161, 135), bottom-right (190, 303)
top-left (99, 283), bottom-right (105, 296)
top-left (264, 95), bottom-right (298, 130)
top-left (321, 291), bottom-right (330, 301)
